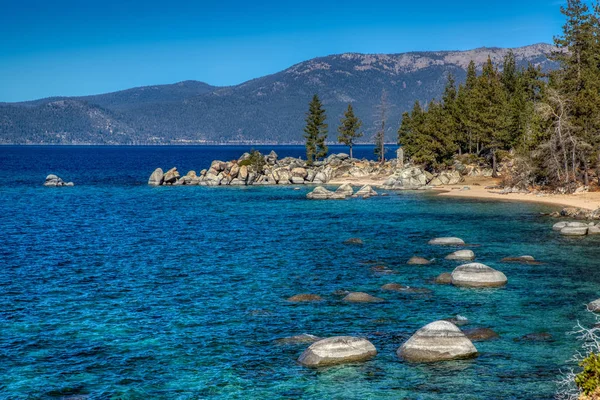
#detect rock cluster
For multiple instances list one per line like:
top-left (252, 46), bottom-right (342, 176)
top-left (550, 207), bottom-right (600, 221)
top-left (306, 184), bottom-right (378, 200)
top-left (44, 174), bottom-right (74, 187)
top-left (298, 336), bottom-right (377, 367)
top-left (397, 320), bottom-right (478, 362)
top-left (553, 221), bottom-right (600, 236)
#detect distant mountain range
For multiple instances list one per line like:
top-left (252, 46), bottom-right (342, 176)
top-left (0, 43), bottom-right (558, 145)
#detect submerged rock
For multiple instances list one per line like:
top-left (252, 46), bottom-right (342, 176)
top-left (445, 250), bottom-right (475, 261)
top-left (428, 237), bottom-right (465, 246)
top-left (343, 292), bottom-right (385, 303)
top-left (407, 256), bottom-right (432, 265)
top-left (500, 255), bottom-right (540, 264)
top-left (287, 294), bottom-right (323, 302)
top-left (298, 336), bottom-right (377, 367)
top-left (397, 320), bottom-right (478, 363)
top-left (276, 334), bottom-right (322, 345)
top-left (434, 273), bottom-right (453, 284)
top-left (463, 328), bottom-right (499, 341)
top-left (343, 238), bottom-right (364, 246)
top-left (445, 315), bottom-right (470, 326)
top-left (451, 263), bottom-right (507, 288)
top-left (515, 332), bottom-right (553, 342)
top-left (381, 283), bottom-right (407, 291)
top-left (587, 299), bottom-right (600, 312)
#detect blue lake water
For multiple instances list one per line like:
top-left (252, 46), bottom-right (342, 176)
top-left (0, 145), bottom-right (599, 399)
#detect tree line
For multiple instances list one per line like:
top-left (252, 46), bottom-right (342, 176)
top-left (305, 0), bottom-right (600, 190)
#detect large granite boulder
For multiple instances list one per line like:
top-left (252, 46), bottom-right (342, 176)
top-left (342, 292), bottom-right (384, 303)
top-left (397, 320), bottom-right (478, 362)
top-left (335, 184), bottom-right (354, 197)
top-left (428, 237), bottom-right (465, 246)
top-left (355, 185), bottom-right (378, 197)
top-left (445, 250), bottom-right (475, 261)
top-left (307, 186), bottom-right (334, 200)
top-left (451, 263), bottom-right (507, 288)
top-left (148, 168), bottom-right (164, 186)
top-left (298, 336), bottom-right (377, 367)
top-left (163, 167), bottom-right (180, 184)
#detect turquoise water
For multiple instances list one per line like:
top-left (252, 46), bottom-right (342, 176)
top-left (1, 146), bottom-right (599, 399)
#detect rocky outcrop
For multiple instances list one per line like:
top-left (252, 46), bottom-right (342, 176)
top-left (451, 263), bottom-right (508, 288)
top-left (407, 256), bottom-right (432, 265)
top-left (298, 336), bottom-right (377, 367)
top-left (383, 167), bottom-right (429, 190)
top-left (342, 292), bottom-right (384, 303)
top-left (428, 237), bottom-right (465, 246)
top-left (428, 170), bottom-right (463, 186)
top-left (287, 294), bottom-right (323, 302)
top-left (44, 174), bottom-right (74, 187)
top-left (397, 320), bottom-right (478, 363)
top-left (445, 250), bottom-right (475, 261)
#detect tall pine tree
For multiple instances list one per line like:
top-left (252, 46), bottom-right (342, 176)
top-left (337, 104), bottom-right (363, 159)
top-left (303, 94), bottom-right (328, 165)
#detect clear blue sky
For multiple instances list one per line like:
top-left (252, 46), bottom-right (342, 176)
top-left (0, 0), bottom-right (566, 102)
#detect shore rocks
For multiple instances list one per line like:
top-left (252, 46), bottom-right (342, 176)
top-left (451, 263), bottom-right (507, 288)
top-left (587, 299), bottom-right (600, 312)
top-left (434, 273), bottom-right (453, 284)
top-left (463, 328), bottom-right (499, 341)
top-left (343, 292), bottom-right (384, 303)
top-left (445, 250), bottom-right (475, 261)
top-left (287, 294), bottom-right (323, 302)
top-left (44, 174), bottom-right (74, 187)
top-left (428, 237), bottom-right (465, 246)
top-left (407, 256), bottom-right (431, 265)
top-left (298, 336), bottom-right (377, 367)
top-left (397, 321), bottom-right (478, 363)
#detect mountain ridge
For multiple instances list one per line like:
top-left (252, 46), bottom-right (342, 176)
top-left (0, 43), bottom-right (558, 145)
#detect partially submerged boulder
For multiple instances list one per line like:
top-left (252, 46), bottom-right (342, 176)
top-left (445, 250), bottom-right (475, 261)
top-left (428, 237), bottom-right (465, 246)
top-left (306, 186), bottom-right (335, 200)
top-left (560, 226), bottom-right (588, 236)
top-left (355, 185), bottom-right (378, 197)
top-left (343, 292), bottom-right (384, 303)
top-left (343, 238), bottom-right (363, 246)
top-left (335, 183), bottom-right (354, 197)
top-left (434, 273), bottom-right (453, 285)
top-left (44, 174), bottom-right (74, 187)
top-left (500, 255), bottom-right (540, 264)
top-left (287, 294), bottom-right (323, 302)
top-left (451, 263), bottom-right (507, 288)
top-left (407, 256), bottom-right (431, 265)
top-left (148, 168), bottom-right (164, 186)
top-left (397, 320), bottom-right (478, 363)
top-left (298, 336), bottom-right (377, 367)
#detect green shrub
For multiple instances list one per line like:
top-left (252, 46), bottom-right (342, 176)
top-left (576, 353), bottom-right (600, 395)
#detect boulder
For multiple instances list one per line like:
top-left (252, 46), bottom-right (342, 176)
top-left (239, 165), bottom-right (249, 181)
top-left (163, 167), bottom-right (180, 184)
top-left (148, 168), bottom-right (164, 186)
top-left (451, 263), bottom-right (507, 288)
top-left (276, 334), bottom-right (321, 345)
top-left (44, 174), bottom-right (74, 187)
top-left (445, 250), bottom-right (475, 261)
top-left (515, 332), bottom-right (553, 342)
top-left (287, 294), bottom-right (323, 302)
top-left (500, 255), bottom-right (540, 264)
top-left (589, 225), bottom-right (600, 235)
top-left (397, 320), bottom-right (478, 363)
top-left (343, 238), bottom-right (363, 246)
top-left (407, 256), bottom-right (431, 265)
top-left (463, 328), bottom-right (499, 342)
top-left (298, 336), bottom-right (377, 367)
top-left (552, 221), bottom-right (569, 231)
top-left (434, 273), bottom-right (453, 284)
top-left (588, 299), bottom-right (600, 312)
top-left (560, 226), bottom-right (588, 236)
top-left (266, 150), bottom-right (278, 165)
top-left (342, 292), bottom-right (384, 303)
top-left (428, 237), bottom-right (465, 246)
top-left (306, 186), bottom-right (334, 200)
top-left (291, 167), bottom-right (308, 179)
top-left (335, 184), bottom-right (354, 197)
top-left (381, 283), bottom-right (407, 291)
top-left (290, 177), bottom-right (305, 184)
top-left (356, 185), bottom-right (378, 197)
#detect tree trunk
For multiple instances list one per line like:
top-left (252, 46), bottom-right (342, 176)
top-left (349, 146), bottom-right (353, 160)
top-left (492, 149), bottom-right (498, 178)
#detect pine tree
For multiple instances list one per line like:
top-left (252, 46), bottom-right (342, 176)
top-left (303, 94), bottom-right (328, 165)
top-left (337, 104), bottom-right (363, 159)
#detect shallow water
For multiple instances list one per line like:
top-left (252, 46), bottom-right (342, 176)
top-left (0, 146), bottom-right (599, 399)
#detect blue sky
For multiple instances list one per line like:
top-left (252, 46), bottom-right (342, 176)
top-left (0, 0), bottom-right (566, 102)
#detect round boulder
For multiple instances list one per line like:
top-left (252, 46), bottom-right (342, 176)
top-left (451, 263), bottom-right (507, 288)
top-left (428, 237), bottom-right (465, 246)
top-left (343, 292), bottom-right (384, 303)
top-left (397, 320), bottom-right (478, 363)
top-left (445, 250), bottom-right (475, 261)
top-left (407, 256), bottom-right (431, 265)
top-left (298, 336), bottom-right (377, 367)
top-left (287, 294), bottom-right (323, 302)
top-left (560, 226), bottom-right (588, 236)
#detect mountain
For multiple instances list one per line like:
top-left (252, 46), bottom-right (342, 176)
top-left (0, 44), bottom-right (558, 145)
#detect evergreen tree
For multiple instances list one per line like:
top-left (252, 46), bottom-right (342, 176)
top-left (303, 94), bottom-right (328, 165)
top-left (337, 104), bottom-right (363, 159)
